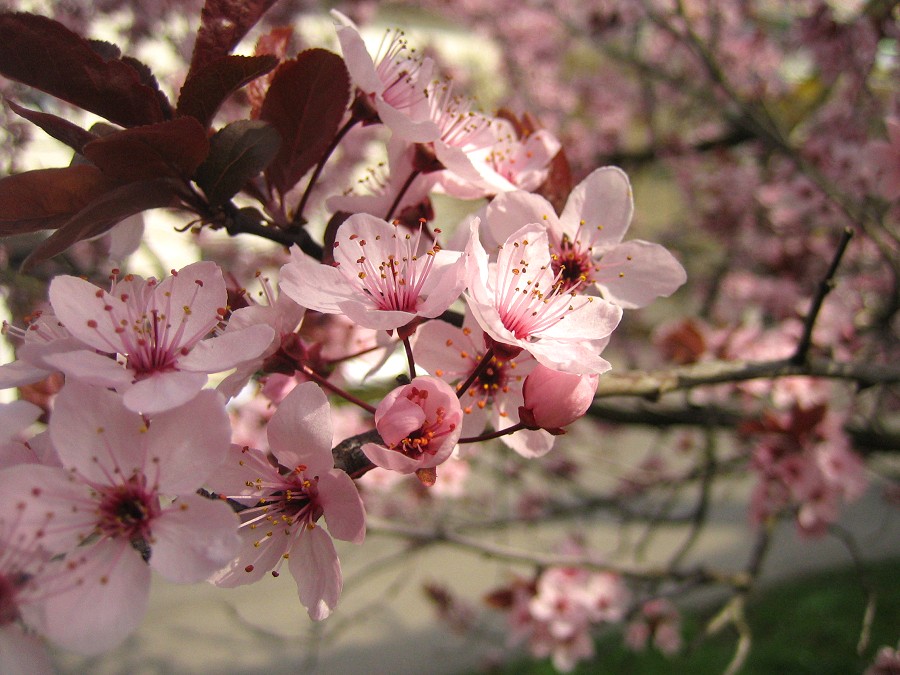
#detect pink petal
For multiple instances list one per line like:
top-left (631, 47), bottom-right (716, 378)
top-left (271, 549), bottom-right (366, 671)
top-left (502, 427), bottom-right (556, 458)
top-left (48, 275), bottom-right (128, 353)
top-left (147, 261), bottom-right (226, 349)
top-left (415, 249), bottom-right (469, 319)
top-left (121, 370), bottom-right (208, 414)
top-left (318, 469), bottom-right (366, 544)
top-left (178, 324), bottom-right (275, 372)
top-left (0, 464), bottom-right (96, 553)
top-left (210, 525), bottom-right (290, 588)
top-left (361, 441), bottom-right (421, 474)
top-left (376, 98), bottom-right (440, 142)
top-left (291, 525), bottom-right (342, 621)
top-left (51, 381), bottom-right (147, 482)
top-left (484, 190), bottom-right (558, 248)
top-left (592, 240), bottom-right (687, 309)
top-left (375, 396), bottom-right (426, 447)
top-left (339, 301), bottom-right (417, 331)
top-left (149, 493), bottom-right (241, 582)
top-left (279, 250), bottom-right (349, 314)
top-left (559, 166), bottom-right (633, 247)
top-left (332, 11), bottom-right (382, 94)
top-left (0, 359), bottom-right (54, 389)
top-left (0, 400), bottom-right (41, 445)
top-left (268, 381), bottom-right (334, 475)
top-left (38, 539), bottom-right (150, 654)
top-left (0, 625), bottom-right (54, 675)
top-left (205, 444), bottom-right (280, 504)
top-left (145, 389), bottom-right (231, 493)
top-left (526, 339), bottom-right (613, 375)
top-left (42, 349), bottom-right (132, 389)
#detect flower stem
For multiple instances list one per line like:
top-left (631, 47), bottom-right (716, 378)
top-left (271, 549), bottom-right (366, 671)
top-left (293, 116), bottom-right (360, 227)
top-left (459, 422), bottom-right (526, 443)
top-left (384, 169), bottom-right (422, 222)
top-left (456, 348), bottom-right (495, 399)
top-left (300, 365), bottom-right (377, 414)
top-left (403, 336), bottom-right (417, 379)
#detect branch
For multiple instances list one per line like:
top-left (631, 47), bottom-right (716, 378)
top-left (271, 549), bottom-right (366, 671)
top-left (792, 227), bottom-right (854, 364)
top-left (588, 401), bottom-right (900, 454)
top-left (595, 357), bottom-right (900, 400)
top-left (367, 517), bottom-right (748, 587)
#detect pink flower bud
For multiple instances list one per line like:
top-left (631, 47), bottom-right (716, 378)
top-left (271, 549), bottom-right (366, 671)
top-left (363, 376), bottom-right (463, 475)
top-left (520, 364), bottom-right (599, 430)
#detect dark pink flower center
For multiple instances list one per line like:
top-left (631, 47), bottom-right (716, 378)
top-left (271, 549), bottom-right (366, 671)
top-left (98, 477), bottom-right (159, 554)
top-left (551, 238), bottom-right (596, 294)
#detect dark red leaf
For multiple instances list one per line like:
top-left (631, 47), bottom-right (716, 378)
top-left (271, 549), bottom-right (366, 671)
top-left (177, 54), bottom-right (278, 128)
top-left (121, 55), bottom-right (175, 120)
top-left (83, 117), bottom-right (210, 184)
top-left (194, 119), bottom-right (281, 207)
top-left (260, 49), bottom-right (350, 196)
top-left (6, 100), bottom-right (98, 155)
top-left (0, 165), bottom-right (113, 236)
top-left (0, 12), bottom-right (166, 128)
top-left (22, 178), bottom-right (182, 270)
top-left (187, 0), bottom-right (280, 75)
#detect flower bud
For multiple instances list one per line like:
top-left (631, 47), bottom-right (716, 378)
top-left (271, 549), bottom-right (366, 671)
top-left (519, 364), bottom-right (599, 431)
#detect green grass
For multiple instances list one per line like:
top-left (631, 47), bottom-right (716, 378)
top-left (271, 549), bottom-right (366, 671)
top-left (486, 558), bottom-right (900, 674)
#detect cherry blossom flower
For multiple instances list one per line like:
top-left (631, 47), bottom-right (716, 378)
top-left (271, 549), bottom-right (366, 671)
top-left (208, 381), bottom-right (365, 621)
top-left (216, 272), bottom-right (306, 398)
top-left (0, 400), bottom-right (42, 468)
top-left (0, 506), bottom-right (56, 675)
top-left (424, 80), bottom-right (499, 188)
top-left (414, 313), bottom-right (554, 457)
top-left (280, 214), bottom-right (468, 331)
top-left (483, 167), bottom-right (687, 307)
top-left (0, 382), bottom-right (240, 653)
top-left (437, 116), bottom-right (561, 200)
top-left (0, 310), bottom-right (80, 390)
top-left (326, 137), bottom-right (438, 219)
top-left (363, 376), bottom-right (463, 480)
top-left (624, 598), bottom-right (682, 655)
top-left (745, 404), bottom-right (867, 536)
top-left (465, 220), bottom-right (622, 374)
top-left (332, 10), bottom-right (438, 142)
top-left (519, 364), bottom-right (599, 431)
top-left (507, 566), bottom-right (629, 672)
top-left (866, 641), bottom-right (900, 675)
top-left (44, 262), bottom-right (274, 414)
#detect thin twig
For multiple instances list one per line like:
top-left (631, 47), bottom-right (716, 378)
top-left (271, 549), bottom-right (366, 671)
top-left (792, 227), bottom-right (855, 364)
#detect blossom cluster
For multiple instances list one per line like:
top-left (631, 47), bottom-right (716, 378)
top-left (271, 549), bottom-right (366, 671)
top-left (0, 6), bottom-right (691, 671)
top-left (0, 1), bottom-right (895, 673)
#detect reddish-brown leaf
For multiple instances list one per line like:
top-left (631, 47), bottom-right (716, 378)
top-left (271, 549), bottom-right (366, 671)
top-left (83, 117), bottom-right (210, 184)
top-left (177, 54), bottom-right (278, 128)
top-left (194, 119), bottom-right (281, 207)
top-left (0, 12), bottom-right (166, 128)
top-left (260, 49), bottom-right (350, 196)
top-left (187, 0), bottom-right (280, 75)
top-left (0, 165), bottom-right (113, 236)
top-left (22, 178), bottom-right (182, 270)
top-left (6, 101), bottom-right (98, 155)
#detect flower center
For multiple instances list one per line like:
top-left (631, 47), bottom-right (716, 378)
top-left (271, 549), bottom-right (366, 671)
top-left (347, 222), bottom-right (441, 314)
top-left (551, 238), bottom-right (596, 294)
top-left (98, 477), bottom-right (159, 551)
top-left (391, 388), bottom-right (456, 458)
